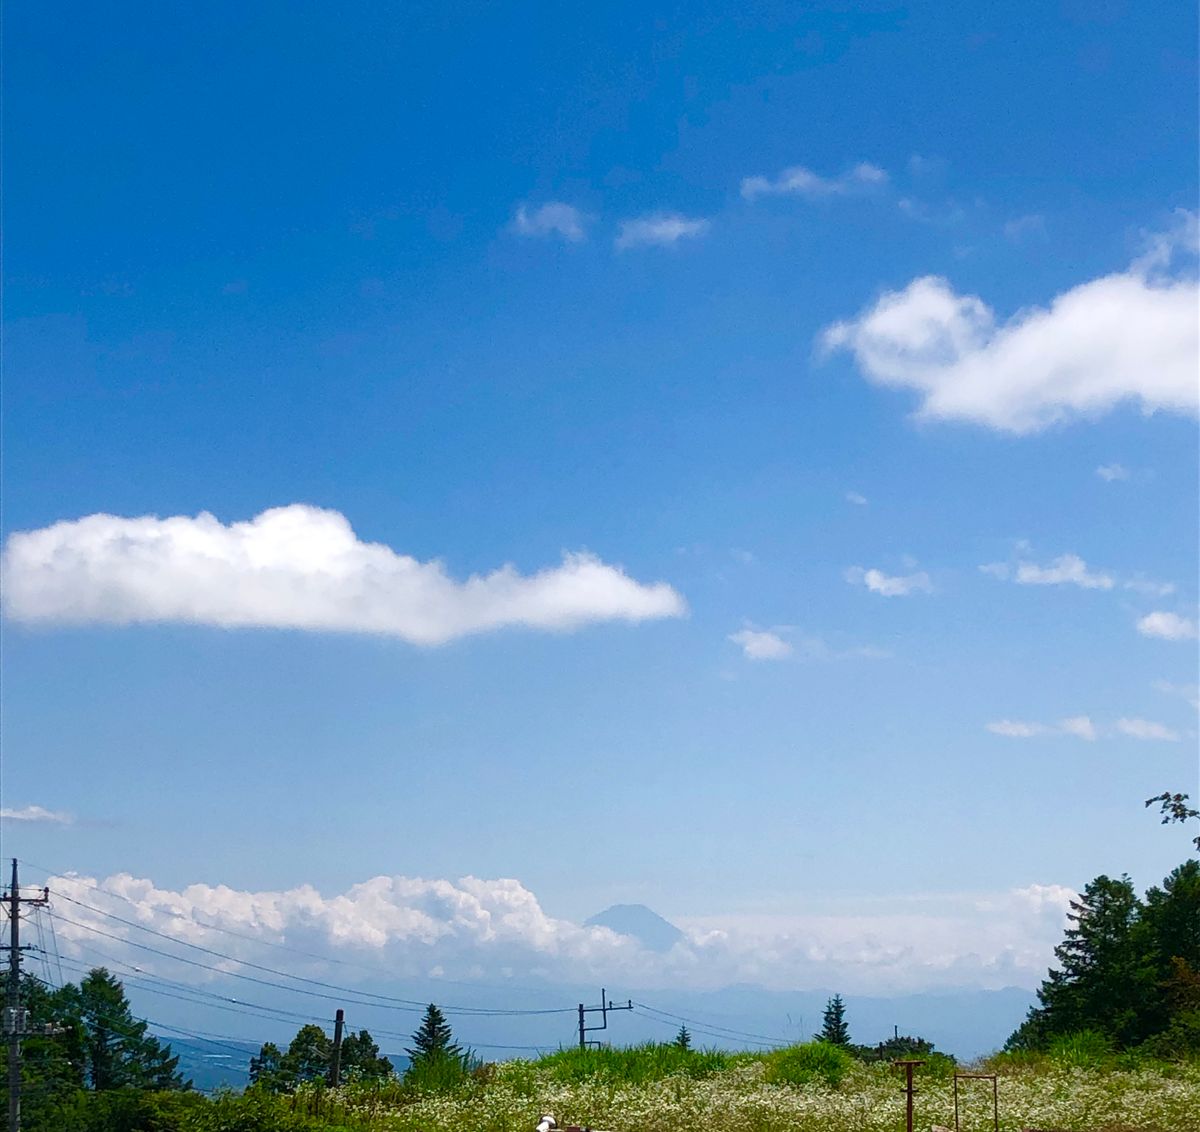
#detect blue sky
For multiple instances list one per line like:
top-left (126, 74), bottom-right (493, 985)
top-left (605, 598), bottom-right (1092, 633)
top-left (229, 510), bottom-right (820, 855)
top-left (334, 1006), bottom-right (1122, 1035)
top-left (2, 1), bottom-right (1198, 1010)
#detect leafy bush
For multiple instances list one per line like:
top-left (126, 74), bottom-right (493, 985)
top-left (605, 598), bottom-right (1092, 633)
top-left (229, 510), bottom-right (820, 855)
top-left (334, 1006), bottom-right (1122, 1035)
top-left (534, 1042), bottom-right (740, 1085)
top-left (763, 1041), bottom-right (855, 1089)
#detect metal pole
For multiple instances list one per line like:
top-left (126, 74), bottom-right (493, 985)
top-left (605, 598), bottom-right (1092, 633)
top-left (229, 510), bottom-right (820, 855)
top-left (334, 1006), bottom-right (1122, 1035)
top-left (577, 1003), bottom-right (585, 1051)
top-left (330, 1009), bottom-right (344, 1087)
top-left (8, 860), bottom-right (22, 1132)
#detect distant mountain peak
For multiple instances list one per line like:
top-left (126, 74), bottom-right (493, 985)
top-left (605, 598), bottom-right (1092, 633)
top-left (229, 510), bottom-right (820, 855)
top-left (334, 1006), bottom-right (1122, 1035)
top-left (585, 904), bottom-right (685, 953)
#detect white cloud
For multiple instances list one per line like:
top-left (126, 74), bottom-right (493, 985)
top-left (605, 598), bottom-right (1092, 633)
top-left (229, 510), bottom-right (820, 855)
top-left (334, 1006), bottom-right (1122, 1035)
top-left (740, 162), bottom-right (887, 201)
top-left (0, 804), bottom-right (73, 824)
top-left (43, 868), bottom-right (1077, 995)
top-left (1058, 716), bottom-right (1099, 741)
top-left (986, 716), bottom-right (1096, 740)
top-left (1155, 680), bottom-right (1200, 712)
top-left (614, 213), bottom-right (709, 250)
top-left (821, 212), bottom-right (1199, 433)
top-left (1012, 554), bottom-right (1114, 590)
top-left (511, 202), bottom-right (588, 242)
top-left (1003, 214), bottom-right (1046, 241)
top-left (1116, 717), bottom-right (1181, 742)
top-left (845, 565), bottom-right (932, 597)
top-left (1124, 576), bottom-right (1176, 598)
top-left (1137, 611), bottom-right (1199, 641)
top-left (986, 720), bottom-right (1050, 738)
top-left (1095, 463), bottom-right (1130, 482)
top-left (728, 628), bottom-right (793, 661)
top-left (1, 505), bottom-right (687, 645)
top-left (845, 491), bottom-right (869, 506)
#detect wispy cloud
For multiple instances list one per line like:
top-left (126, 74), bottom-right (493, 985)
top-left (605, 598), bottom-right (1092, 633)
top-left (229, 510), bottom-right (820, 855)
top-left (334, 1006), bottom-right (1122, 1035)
top-left (987, 716), bottom-right (1097, 740)
top-left (511, 201), bottom-right (589, 243)
top-left (845, 491), bottom-right (869, 506)
top-left (1116, 717), bottom-right (1180, 742)
top-left (1137, 611), bottom-right (1199, 641)
top-left (741, 162), bottom-right (887, 201)
top-left (845, 565), bottom-right (932, 597)
top-left (728, 627), bottom-right (793, 661)
top-left (1155, 680), bottom-right (1200, 711)
top-left (821, 211), bottom-right (1199, 433)
top-left (1003, 214), bottom-right (1046, 241)
top-left (1, 505), bottom-right (686, 645)
top-left (1010, 554), bottom-right (1114, 590)
top-left (0, 804), bottom-right (73, 825)
top-left (614, 213), bottom-right (709, 250)
top-left (1095, 463), bottom-right (1130, 482)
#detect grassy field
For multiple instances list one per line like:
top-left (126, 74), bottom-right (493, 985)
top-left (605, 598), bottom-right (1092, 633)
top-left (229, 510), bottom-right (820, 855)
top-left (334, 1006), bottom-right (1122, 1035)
top-left (254, 1044), bottom-right (1200, 1132)
top-left (33, 1042), bottom-right (1200, 1131)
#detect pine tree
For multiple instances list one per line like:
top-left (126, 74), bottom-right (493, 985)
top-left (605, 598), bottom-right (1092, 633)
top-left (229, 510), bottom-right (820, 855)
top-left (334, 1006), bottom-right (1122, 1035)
top-left (72, 969), bottom-right (185, 1090)
top-left (406, 1004), bottom-right (462, 1064)
top-left (819, 994), bottom-right (850, 1046)
top-left (673, 1025), bottom-right (691, 1050)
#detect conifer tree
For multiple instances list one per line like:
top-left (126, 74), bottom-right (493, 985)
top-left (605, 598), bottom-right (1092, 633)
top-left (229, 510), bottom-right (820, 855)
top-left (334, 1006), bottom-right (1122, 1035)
top-left (819, 994), bottom-right (850, 1046)
top-left (406, 1004), bottom-right (462, 1064)
top-left (673, 1024), bottom-right (691, 1050)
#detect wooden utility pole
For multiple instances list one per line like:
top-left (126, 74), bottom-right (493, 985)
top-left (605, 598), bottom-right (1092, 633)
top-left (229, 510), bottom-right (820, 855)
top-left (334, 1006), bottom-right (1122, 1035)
top-left (4, 860), bottom-right (50, 1132)
top-left (330, 1008), bottom-right (345, 1087)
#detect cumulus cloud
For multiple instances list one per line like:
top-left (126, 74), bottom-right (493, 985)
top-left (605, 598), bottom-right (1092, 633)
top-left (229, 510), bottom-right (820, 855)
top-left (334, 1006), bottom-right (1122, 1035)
top-left (728, 628), bottom-right (793, 661)
top-left (1095, 463), bottom-right (1130, 482)
top-left (1137, 611), bottom-right (1199, 641)
top-left (614, 213), bottom-right (710, 249)
top-left (511, 202), bottom-right (588, 243)
top-left (0, 804), bottom-right (73, 824)
top-left (44, 868), bottom-right (1077, 995)
top-left (986, 716), bottom-right (1096, 740)
top-left (820, 212), bottom-right (1199, 432)
top-left (845, 491), bottom-right (869, 506)
top-left (844, 565), bottom-right (932, 597)
top-left (1, 505), bottom-right (687, 645)
top-left (741, 162), bottom-right (887, 201)
top-left (1007, 554), bottom-right (1114, 590)
top-left (1116, 717), bottom-right (1181, 742)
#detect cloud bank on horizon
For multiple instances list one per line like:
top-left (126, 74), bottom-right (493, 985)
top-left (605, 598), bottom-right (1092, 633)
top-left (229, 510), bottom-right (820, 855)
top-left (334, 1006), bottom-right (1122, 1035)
top-left (46, 868), bottom-right (1077, 996)
top-left (1, 505), bottom-right (687, 644)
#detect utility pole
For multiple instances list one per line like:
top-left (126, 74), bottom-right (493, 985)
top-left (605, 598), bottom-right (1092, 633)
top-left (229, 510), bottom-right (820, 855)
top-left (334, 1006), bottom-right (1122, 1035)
top-left (576, 988), bottom-right (632, 1051)
top-left (330, 1008), bottom-right (345, 1087)
top-left (4, 860), bottom-right (50, 1132)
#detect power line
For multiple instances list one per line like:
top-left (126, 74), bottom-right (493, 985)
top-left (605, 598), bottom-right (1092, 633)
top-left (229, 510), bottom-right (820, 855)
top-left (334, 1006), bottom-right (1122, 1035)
top-left (632, 1002), bottom-right (789, 1047)
top-left (50, 890), bottom-right (572, 1017)
top-left (20, 859), bottom-right (570, 1005)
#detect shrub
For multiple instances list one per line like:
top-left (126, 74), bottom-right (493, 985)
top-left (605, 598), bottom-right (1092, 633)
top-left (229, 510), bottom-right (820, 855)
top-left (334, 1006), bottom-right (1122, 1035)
top-left (763, 1041), bottom-right (854, 1089)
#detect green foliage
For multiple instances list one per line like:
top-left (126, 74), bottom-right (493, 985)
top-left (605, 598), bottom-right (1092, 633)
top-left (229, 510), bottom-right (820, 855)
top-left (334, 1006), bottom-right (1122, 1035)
top-left (673, 1024), bottom-right (691, 1050)
top-left (763, 1041), bottom-right (855, 1089)
top-left (406, 1004), bottom-right (462, 1064)
top-left (249, 1023), bottom-right (395, 1094)
top-left (534, 1042), bottom-right (740, 1085)
top-left (818, 995), bottom-right (850, 1046)
top-left (68, 969), bottom-right (187, 1091)
top-left (1009, 861), bottom-right (1200, 1053)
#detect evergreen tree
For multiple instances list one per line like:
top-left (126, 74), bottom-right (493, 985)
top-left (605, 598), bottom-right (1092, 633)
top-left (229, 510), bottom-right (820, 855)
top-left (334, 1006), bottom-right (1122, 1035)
top-left (819, 995), bottom-right (850, 1046)
top-left (248, 1041), bottom-right (290, 1091)
top-left (673, 1025), bottom-right (692, 1051)
top-left (406, 1004), bottom-right (462, 1064)
top-left (1036, 875), bottom-right (1153, 1046)
top-left (71, 969), bottom-right (185, 1091)
top-left (283, 1023), bottom-right (333, 1085)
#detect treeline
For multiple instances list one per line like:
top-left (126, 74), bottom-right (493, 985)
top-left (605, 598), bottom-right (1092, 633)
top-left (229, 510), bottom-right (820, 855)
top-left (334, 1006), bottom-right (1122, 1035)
top-left (2, 967), bottom-right (479, 1131)
top-left (1007, 859), bottom-right (1200, 1057)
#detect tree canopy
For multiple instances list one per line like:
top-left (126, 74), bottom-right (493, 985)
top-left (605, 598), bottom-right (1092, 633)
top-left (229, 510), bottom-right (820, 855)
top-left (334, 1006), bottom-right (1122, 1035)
top-left (819, 995), bottom-right (850, 1046)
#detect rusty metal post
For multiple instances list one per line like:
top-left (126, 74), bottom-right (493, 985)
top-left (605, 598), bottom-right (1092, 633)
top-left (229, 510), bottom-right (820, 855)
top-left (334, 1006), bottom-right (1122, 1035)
top-left (892, 1059), bottom-right (924, 1132)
